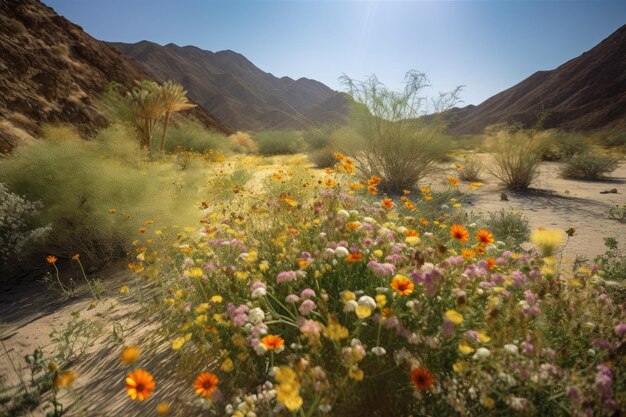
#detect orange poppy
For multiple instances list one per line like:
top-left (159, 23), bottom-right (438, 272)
top-left (476, 229), bottom-right (494, 245)
top-left (261, 335), bottom-right (285, 351)
top-left (450, 224), bottom-right (469, 243)
top-left (410, 367), bottom-right (434, 390)
top-left (126, 369), bottom-right (156, 401)
top-left (390, 275), bottom-right (414, 296)
top-left (346, 253), bottom-right (363, 262)
top-left (194, 372), bottom-right (219, 398)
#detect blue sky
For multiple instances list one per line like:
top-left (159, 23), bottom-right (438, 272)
top-left (45, 1), bottom-right (625, 106)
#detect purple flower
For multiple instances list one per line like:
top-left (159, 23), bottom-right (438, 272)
top-left (367, 261), bottom-right (395, 277)
top-left (615, 323), bottom-right (626, 337)
top-left (298, 299), bottom-right (317, 315)
top-left (595, 364), bottom-right (613, 398)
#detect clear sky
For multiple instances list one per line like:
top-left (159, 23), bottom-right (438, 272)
top-left (44, 0), bottom-right (626, 106)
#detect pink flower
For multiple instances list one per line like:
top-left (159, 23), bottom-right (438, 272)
top-left (298, 299), bottom-right (316, 315)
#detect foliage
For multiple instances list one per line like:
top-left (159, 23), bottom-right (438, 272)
top-left (302, 129), bottom-right (331, 151)
top-left (157, 81), bottom-right (197, 153)
top-left (338, 71), bottom-right (460, 193)
top-left (608, 204), bottom-right (626, 223)
top-left (560, 152), bottom-right (619, 180)
top-left (40, 124), bottom-right (82, 143)
top-left (483, 208), bottom-right (530, 248)
top-left (254, 130), bottom-right (302, 155)
top-left (163, 119), bottom-right (227, 154)
top-left (457, 155), bottom-right (483, 181)
top-left (540, 130), bottom-right (589, 161)
top-left (229, 131), bottom-right (258, 153)
top-left (307, 147), bottom-right (336, 168)
top-left (488, 126), bottom-right (547, 190)
top-left (0, 183), bottom-right (50, 268)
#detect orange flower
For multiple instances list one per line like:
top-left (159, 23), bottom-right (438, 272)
top-left (346, 222), bottom-right (360, 231)
top-left (71, 254), bottom-right (80, 261)
top-left (405, 229), bottom-right (419, 237)
top-left (390, 275), bottom-right (414, 296)
top-left (450, 224), bottom-right (469, 243)
top-left (54, 370), bottom-right (76, 388)
top-left (448, 177), bottom-right (460, 186)
top-left (367, 185), bottom-right (378, 195)
top-left (403, 189), bottom-right (411, 195)
top-left (404, 201), bottom-right (415, 210)
top-left (194, 372), bottom-right (219, 398)
top-left (139, 227), bottom-right (147, 234)
top-left (476, 229), bottom-right (494, 245)
top-left (381, 198), bottom-right (394, 209)
top-left (47, 256), bottom-right (57, 264)
top-left (349, 183), bottom-right (364, 189)
top-left (476, 245), bottom-right (486, 254)
top-left (486, 258), bottom-right (496, 270)
top-left (261, 335), bottom-right (285, 351)
top-left (367, 176), bottom-right (382, 186)
top-left (126, 369), bottom-right (156, 401)
top-left (410, 367), bottom-right (434, 390)
top-left (120, 345), bottom-right (141, 364)
top-left (424, 195), bottom-right (433, 201)
top-left (346, 253), bottom-right (363, 263)
top-left (461, 248), bottom-right (475, 258)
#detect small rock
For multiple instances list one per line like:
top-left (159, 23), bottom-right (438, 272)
top-left (500, 192), bottom-right (508, 201)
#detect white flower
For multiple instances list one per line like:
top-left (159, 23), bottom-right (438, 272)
top-left (318, 404), bottom-right (332, 413)
top-left (254, 343), bottom-right (268, 355)
top-left (473, 347), bottom-right (491, 360)
top-left (349, 210), bottom-right (359, 216)
top-left (371, 346), bottom-right (387, 356)
top-left (396, 226), bottom-right (407, 234)
top-left (363, 216), bottom-right (376, 224)
top-left (337, 210), bottom-right (350, 218)
top-left (357, 296), bottom-right (376, 310)
top-left (334, 246), bottom-right (349, 257)
top-left (343, 300), bottom-right (358, 312)
top-left (503, 344), bottom-right (519, 355)
top-left (248, 307), bottom-right (265, 324)
top-left (252, 287), bottom-right (267, 298)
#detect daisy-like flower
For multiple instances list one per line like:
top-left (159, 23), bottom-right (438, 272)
top-left (194, 372), bottom-right (219, 398)
top-left (410, 367), bottom-right (435, 390)
top-left (54, 370), bottom-right (76, 388)
top-left (47, 256), bottom-right (57, 264)
top-left (381, 198), bottom-right (394, 209)
top-left (346, 253), bottom-right (363, 262)
top-left (476, 229), bottom-right (494, 245)
top-left (120, 345), bottom-right (141, 364)
top-left (390, 275), bottom-right (414, 296)
top-left (450, 224), bottom-right (470, 243)
top-left (126, 369), bottom-right (156, 401)
top-left (261, 335), bottom-right (285, 351)
top-left (448, 177), bottom-right (460, 186)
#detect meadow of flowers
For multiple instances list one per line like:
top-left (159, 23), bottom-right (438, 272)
top-left (93, 153), bottom-right (625, 416)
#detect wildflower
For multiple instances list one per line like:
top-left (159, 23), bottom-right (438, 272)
top-left (371, 346), bottom-right (387, 356)
top-left (458, 343), bottom-right (475, 354)
top-left (531, 228), bottom-right (563, 256)
top-left (348, 366), bottom-right (364, 381)
top-left (410, 368), bottom-right (434, 390)
top-left (355, 305), bottom-right (372, 319)
top-left (461, 248), bottom-right (475, 258)
top-left (448, 177), bottom-right (460, 186)
top-left (323, 318), bottom-right (349, 341)
top-left (53, 370), bottom-right (76, 388)
top-left (444, 309), bottom-right (464, 325)
top-left (504, 344), bottom-right (519, 355)
top-left (299, 299), bottom-right (317, 315)
top-left (346, 253), bottom-right (363, 262)
top-left (71, 254), bottom-right (80, 261)
top-left (47, 255), bottom-right (57, 264)
top-left (473, 347), bottom-right (491, 360)
top-left (275, 367), bottom-right (303, 411)
top-left (375, 294), bottom-right (387, 308)
top-left (156, 402), bottom-right (171, 415)
top-left (357, 296), bottom-right (376, 310)
top-left (390, 274), bottom-right (414, 296)
top-left (108, 208), bottom-right (117, 214)
top-left (210, 295), bottom-right (223, 303)
top-left (119, 286), bottom-right (129, 294)
top-left (476, 229), bottom-right (494, 245)
top-left (126, 369), bottom-right (155, 400)
top-left (120, 345), bottom-right (141, 364)
top-left (381, 198), bottom-right (394, 209)
top-left (261, 335), bottom-right (285, 352)
top-left (450, 224), bottom-right (470, 243)
top-left (194, 372), bottom-right (219, 398)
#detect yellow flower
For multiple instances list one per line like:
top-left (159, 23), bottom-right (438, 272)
top-left (220, 358), bottom-right (234, 373)
top-left (445, 309), bottom-right (464, 325)
top-left (373, 249), bottom-right (383, 258)
top-left (375, 294), bottom-right (387, 309)
top-left (405, 235), bottom-right (420, 245)
top-left (171, 333), bottom-right (192, 350)
top-left (453, 361), bottom-right (469, 373)
top-left (531, 228), bottom-right (563, 256)
top-left (275, 367), bottom-right (303, 412)
top-left (355, 305), bottom-right (372, 319)
top-left (185, 267), bottom-right (203, 278)
top-left (156, 402), bottom-right (171, 415)
top-left (341, 290), bottom-right (356, 303)
top-left (477, 331), bottom-right (491, 344)
top-left (458, 343), bottom-right (475, 354)
top-left (120, 345), bottom-right (141, 364)
top-left (119, 286), bottom-right (129, 294)
top-left (210, 295), bottom-right (223, 303)
top-left (195, 314), bottom-right (208, 325)
top-left (323, 318), bottom-right (349, 341)
top-left (480, 395), bottom-right (495, 409)
top-left (54, 370), bottom-right (77, 388)
top-left (348, 366), bottom-right (364, 381)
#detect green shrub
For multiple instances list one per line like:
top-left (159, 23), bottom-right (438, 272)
top-left (307, 147), bottom-right (336, 168)
top-left (40, 124), bottom-right (82, 143)
top-left (540, 130), bottom-right (589, 161)
top-left (338, 71), bottom-right (461, 193)
top-left (163, 119), bottom-right (227, 154)
top-left (302, 129), bottom-right (331, 150)
top-left (488, 127), bottom-right (547, 190)
top-left (254, 130), bottom-right (302, 155)
top-left (601, 132), bottom-right (626, 149)
top-left (0, 125), bottom-right (205, 273)
top-left (484, 208), bottom-right (530, 247)
top-left (560, 152), bottom-right (619, 180)
top-left (458, 155), bottom-right (483, 181)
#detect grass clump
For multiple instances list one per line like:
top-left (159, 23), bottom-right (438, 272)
top-left (540, 130), bottom-right (589, 161)
top-left (488, 125), bottom-right (547, 190)
top-left (457, 155), bottom-right (483, 181)
top-left (484, 208), bottom-right (530, 247)
top-left (338, 71), bottom-right (460, 193)
top-left (228, 131), bottom-right (257, 153)
top-left (560, 152), bottom-right (619, 180)
top-left (253, 130), bottom-right (302, 155)
top-left (163, 119), bottom-right (227, 154)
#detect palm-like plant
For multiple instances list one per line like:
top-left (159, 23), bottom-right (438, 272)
top-left (158, 81), bottom-right (196, 153)
top-left (127, 81), bottom-right (164, 158)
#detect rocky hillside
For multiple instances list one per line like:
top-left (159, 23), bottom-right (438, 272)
top-left (0, 0), bottom-right (230, 153)
top-left (447, 24), bottom-right (626, 134)
top-left (110, 41), bottom-right (346, 131)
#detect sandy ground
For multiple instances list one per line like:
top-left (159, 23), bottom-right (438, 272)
top-left (1, 154), bottom-right (624, 416)
top-left (447, 157), bottom-right (626, 260)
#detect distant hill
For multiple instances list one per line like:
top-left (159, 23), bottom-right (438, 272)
top-left (110, 41), bottom-right (348, 131)
top-left (447, 24), bottom-right (626, 134)
top-left (0, 0), bottom-right (230, 152)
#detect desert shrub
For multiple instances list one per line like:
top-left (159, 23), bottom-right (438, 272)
top-left (484, 208), bottom-right (530, 247)
top-left (254, 130), bottom-right (302, 155)
top-left (458, 155), bottom-right (483, 181)
top-left (608, 204), bottom-right (626, 223)
top-left (601, 132), bottom-right (626, 150)
top-left (163, 119), bottom-right (227, 154)
top-left (229, 131), bottom-right (257, 153)
top-left (207, 167), bottom-right (253, 201)
top-left (560, 152), bottom-right (619, 180)
top-left (488, 127), bottom-right (547, 190)
top-left (540, 130), bottom-right (589, 161)
top-left (40, 124), bottom-right (82, 143)
top-left (0, 126), bottom-right (205, 273)
top-left (0, 183), bottom-right (51, 268)
top-left (302, 129), bottom-right (331, 150)
top-left (308, 147), bottom-right (336, 168)
top-left (338, 71), bottom-right (461, 193)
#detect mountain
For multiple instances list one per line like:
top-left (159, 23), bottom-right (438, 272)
top-left (0, 0), bottom-right (230, 153)
top-left (110, 41), bottom-right (345, 131)
top-left (447, 24), bottom-right (626, 134)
